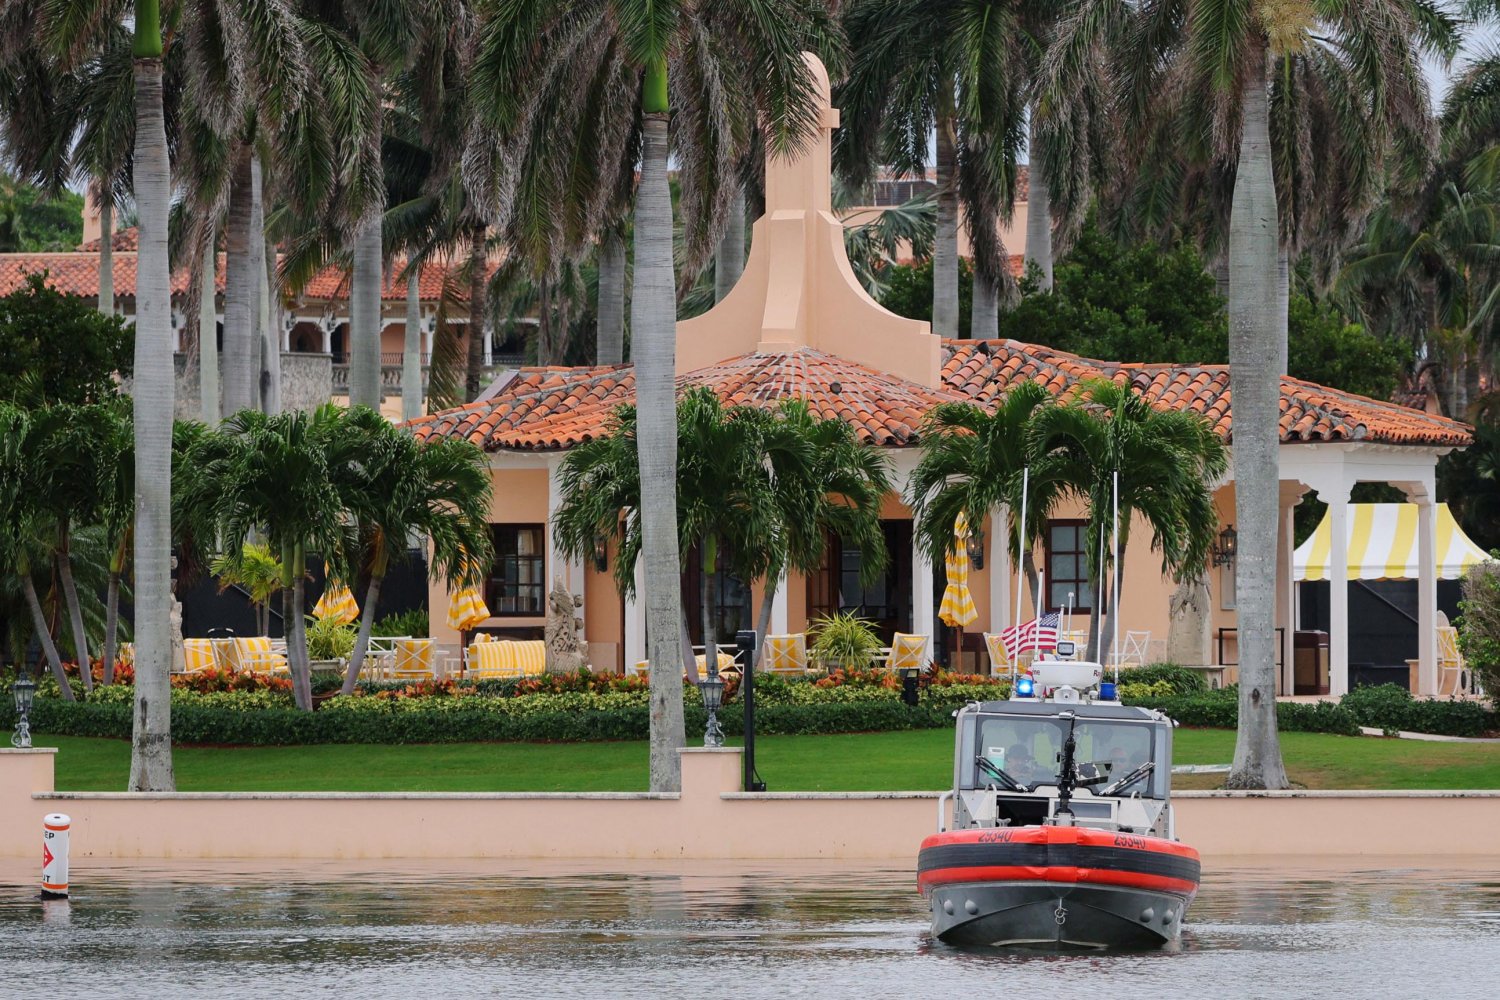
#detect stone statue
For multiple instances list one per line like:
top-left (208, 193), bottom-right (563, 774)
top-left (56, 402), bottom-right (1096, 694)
top-left (545, 579), bottom-right (587, 674)
top-left (169, 592), bottom-right (186, 674)
top-left (1166, 575), bottom-right (1212, 667)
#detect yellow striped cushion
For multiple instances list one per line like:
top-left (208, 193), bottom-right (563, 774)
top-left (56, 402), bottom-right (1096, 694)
top-left (983, 633), bottom-right (1010, 671)
top-left (888, 633), bottom-right (929, 671)
top-left (694, 652), bottom-right (736, 678)
top-left (393, 638), bottom-right (434, 679)
top-left (232, 636), bottom-right (289, 673)
top-left (766, 634), bottom-right (807, 674)
top-left (630, 660), bottom-right (650, 677)
top-left (467, 640), bottom-right (520, 678)
top-left (183, 639), bottom-right (216, 673)
top-left (512, 640), bottom-right (546, 675)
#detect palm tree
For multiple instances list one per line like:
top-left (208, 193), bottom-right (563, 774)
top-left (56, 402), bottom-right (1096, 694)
top-left (835, 0), bottom-right (1028, 338)
top-left (474, 0), bottom-right (837, 793)
top-left (908, 381), bottom-right (1066, 616)
top-left (332, 408), bottom-right (493, 694)
top-left (210, 543), bottom-right (286, 638)
top-left (127, 0), bottom-right (176, 790)
top-left (0, 404), bottom-right (74, 699)
top-left (214, 406), bottom-right (350, 709)
top-left (1110, 0), bottom-right (1444, 790)
top-left (1031, 378), bottom-right (1228, 661)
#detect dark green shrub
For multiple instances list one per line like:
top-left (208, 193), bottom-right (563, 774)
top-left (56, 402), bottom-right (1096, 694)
top-left (374, 608), bottom-right (429, 639)
top-left (1340, 684), bottom-right (1491, 738)
top-left (1129, 688), bottom-right (1361, 736)
top-left (1117, 663), bottom-right (1208, 696)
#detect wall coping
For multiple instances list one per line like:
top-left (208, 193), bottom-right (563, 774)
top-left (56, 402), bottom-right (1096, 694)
top-left (0, 747), bottom-right (57, 756)
top-left (722, 791), bottom-right (939, 800)
top-left (36, 791), bottom-right (677, 802)
top-left (1175, 789), bottom-right (1500, 799)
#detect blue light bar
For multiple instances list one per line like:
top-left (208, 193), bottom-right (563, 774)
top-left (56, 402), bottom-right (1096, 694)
top-left (1015, 677), bottom-right (1035, 698)
top-left (1098, 681), bottom-right (1118, 701)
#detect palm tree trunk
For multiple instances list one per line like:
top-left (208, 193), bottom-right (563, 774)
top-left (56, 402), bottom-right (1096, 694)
top-left (128, 29), bottom-right (176, 791)
top-left (465, 225), bottom-right (488, 401)
top-left (98, 195), bottom-right (114, 315)
top-left (349, 213), bottom-right (382, 409)
top-left (252, 156), bottom-right (281, 414)
top-left (753, 573), bottom-right (780, 671)
top-left (56, 537), bottom-right (94, 694)
top-left (287, 576), bottom-right (312, 710)
top-left (403, 269), bottom-right (423, 421)
top-left (22, 575), bottom-right (73, 701)
top-left (103, 564), bottom-right (121, 685)
top-left (199, 225), bottom-right (220, 422)
top-left (597, 230), bottom-right (626, 364)
top-left (223, 146), bottom-right (256, 416)
top-left (341, 575), bottom-right (383, 696)
top-left (700, 543), bottom-right (715, 678)
top-left (1224, 54), bottom-right (1289, 791)
top-left (1275, 245), bottom-right (1289, 374)
top-left (715, 186), bottom-right (745, 302)
top-left (933, 114), bottom-right (960, 337)
top-left (635, 88), bottom-right (688, 793)
top-left (971, 270), bottom-right (998, 339)
top-left (1025, 120), bottom-right (1054, 291)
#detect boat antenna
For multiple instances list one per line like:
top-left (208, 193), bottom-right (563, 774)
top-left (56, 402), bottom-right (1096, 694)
top-left (1111, 468), bottom-right (1121, 686)
top-left (1012, 466), bottom-right (1029, 687)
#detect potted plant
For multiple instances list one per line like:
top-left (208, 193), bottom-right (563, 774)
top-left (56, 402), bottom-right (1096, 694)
top-left (305, 615), bottom-right (356, 673)
top-left (809, 611), bottom-right (884, 672)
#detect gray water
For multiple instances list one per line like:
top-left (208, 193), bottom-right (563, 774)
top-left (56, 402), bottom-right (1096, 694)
top-left (1, 858), bottom-right (1497, 999)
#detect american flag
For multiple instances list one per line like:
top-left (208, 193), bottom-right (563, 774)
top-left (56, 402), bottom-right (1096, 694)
top-left (999, 612), bottom-right (1061, 657)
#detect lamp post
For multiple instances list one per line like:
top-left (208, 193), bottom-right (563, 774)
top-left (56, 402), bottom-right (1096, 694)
top-left (697, 670), bottom-right (726, 748)
top-left (898, 666), bottom-right (921, 707)
top-left (12, 673), bottom-right (36, 749)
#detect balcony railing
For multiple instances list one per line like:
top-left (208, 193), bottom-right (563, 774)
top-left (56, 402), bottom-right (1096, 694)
top-left (331, 357), bottom-right (525, 395)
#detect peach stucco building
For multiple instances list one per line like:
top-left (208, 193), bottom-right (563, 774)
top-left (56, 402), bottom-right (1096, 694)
top-left (409, 54), bottom-right (1472, 699)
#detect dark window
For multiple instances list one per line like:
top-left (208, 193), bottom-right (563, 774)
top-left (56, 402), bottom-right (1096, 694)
top-left (1045, 521), bottom-right (1092, 612)
top-left (807, 520), bottom-right (912, 643)
top-left (487, 524), bottom-right (545, 616)
top-left (682, 545), bottom-right (752, 646)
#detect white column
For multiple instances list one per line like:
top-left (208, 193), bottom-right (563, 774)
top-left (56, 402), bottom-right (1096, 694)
top-left (319, 319), bottom-right (333, 354)
top-left (1320, 484), bottom-right (1351, 696)
top-left (546, 460), bottom-right (565, 591)
top-left (911, 530), bottom-right (935, 640)
top-left (988, 508), bottom-right (1012, 634)
top-left (281, 316), bottom-right (292, 352)
top-left (625, 554), bottom-right (646, 668)
top-left (770, 575), bottom-right (789, 635)
top-left (1276, 484), bottom-right (1306, 695)
top-left (1413, 491), bottom-right (1438, 695)
top-left (482, 321), bottom-right (493, 367)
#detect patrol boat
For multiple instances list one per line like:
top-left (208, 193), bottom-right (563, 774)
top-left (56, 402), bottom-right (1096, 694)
top-left (918, 645), bottom-right (1201, 949)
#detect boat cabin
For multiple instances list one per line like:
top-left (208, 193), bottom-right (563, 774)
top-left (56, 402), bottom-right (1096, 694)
top-left (948, 680), bottom-right (1177, 840)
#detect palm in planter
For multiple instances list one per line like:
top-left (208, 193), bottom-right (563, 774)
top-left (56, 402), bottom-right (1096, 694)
top-left (809, 611), bottom-right (884, 672)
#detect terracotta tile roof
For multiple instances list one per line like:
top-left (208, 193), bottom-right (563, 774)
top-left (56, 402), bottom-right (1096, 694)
top-left (301, 259), bottom-right (467, 303)
top-left (77, 229), bottom-right (139, 252)
top-left (942, 339), bottom-right (1473, 448)
top-left (407, 349), bottom-right (974, 451)
top-left (0, 243), bottom-right (465, 305)
top-left (0, 252), bottom-right (226, 298)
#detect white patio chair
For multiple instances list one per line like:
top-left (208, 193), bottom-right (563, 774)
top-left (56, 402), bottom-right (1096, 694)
top-left (764, 634), bottom-right (809, 676)
top-left (1110, 630), bottom-right (1152, 670)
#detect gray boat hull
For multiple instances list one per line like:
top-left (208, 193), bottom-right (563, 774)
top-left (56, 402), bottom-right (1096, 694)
top-left (927, 880), bottom-right (1190, 949)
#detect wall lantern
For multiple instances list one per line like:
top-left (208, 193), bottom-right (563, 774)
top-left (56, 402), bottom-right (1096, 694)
top-left (1211, 524), bottom-right (1238, 568)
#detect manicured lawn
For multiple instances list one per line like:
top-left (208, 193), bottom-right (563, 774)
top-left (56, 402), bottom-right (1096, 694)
top-left (34, 728), bottom-right (1500, 792)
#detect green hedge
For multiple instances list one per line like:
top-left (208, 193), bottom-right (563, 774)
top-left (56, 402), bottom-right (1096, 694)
top-left (1130, 689), bottom-right (1362, 736)
top-left (1341, 684), bottom-right (1494, 738)
top-left (1116, 664), bottom-right (1208, 696)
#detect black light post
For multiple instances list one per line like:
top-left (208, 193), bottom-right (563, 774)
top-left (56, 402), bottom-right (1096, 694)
top-left (736, 630), bottom-right (766, 791)
top-left (12, 673), bottom-right (36, 749)
top-left (898, 666), bottom-right (921, 707)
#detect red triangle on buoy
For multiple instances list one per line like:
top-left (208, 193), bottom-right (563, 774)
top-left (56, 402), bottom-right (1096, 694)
top-left (42, 843), bottom-right (53, 869)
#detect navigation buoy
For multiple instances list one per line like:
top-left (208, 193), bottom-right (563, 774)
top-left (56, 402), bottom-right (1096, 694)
top-left (41, 813), bottom-right (69, 899)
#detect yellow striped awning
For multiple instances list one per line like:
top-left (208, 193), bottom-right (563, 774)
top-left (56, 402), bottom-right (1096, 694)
top-left (1294, 503), bottom-right (1495, 581)
top-left (939, 510), bottom-right (979, 628)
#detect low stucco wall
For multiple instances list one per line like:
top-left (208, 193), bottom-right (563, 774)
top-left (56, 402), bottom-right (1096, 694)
top-left (3, 748), bottom-right (1498, 861)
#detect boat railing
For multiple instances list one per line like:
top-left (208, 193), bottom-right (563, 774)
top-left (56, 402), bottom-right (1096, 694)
top-left (936, 790), bottom-right (954, 833)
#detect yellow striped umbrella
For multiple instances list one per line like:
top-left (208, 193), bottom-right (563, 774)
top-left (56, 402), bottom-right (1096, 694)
top-left (939, 510), bottom-right (979, 629)
top-left (446, 583), bottom-right (491, 631)
top-left (313, 582), bottom-right (360, 624)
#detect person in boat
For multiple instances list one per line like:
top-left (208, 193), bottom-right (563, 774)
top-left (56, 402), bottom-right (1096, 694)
top-left (1005, 743), bottom-right (1049, 784)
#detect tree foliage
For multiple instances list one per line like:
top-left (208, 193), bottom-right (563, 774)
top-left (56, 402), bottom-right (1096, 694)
top-left (0, 274), bottom-right (131, 407)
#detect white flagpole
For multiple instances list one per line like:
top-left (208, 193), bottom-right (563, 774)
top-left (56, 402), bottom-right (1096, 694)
top-left (1012, 467), bottom-right (1029, 685)
top-left (1112, 468), bottom-right (1121, 685)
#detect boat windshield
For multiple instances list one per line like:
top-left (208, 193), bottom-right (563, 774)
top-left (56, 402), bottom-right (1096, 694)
top-left (975, 716), bottom-right (1157, 796)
